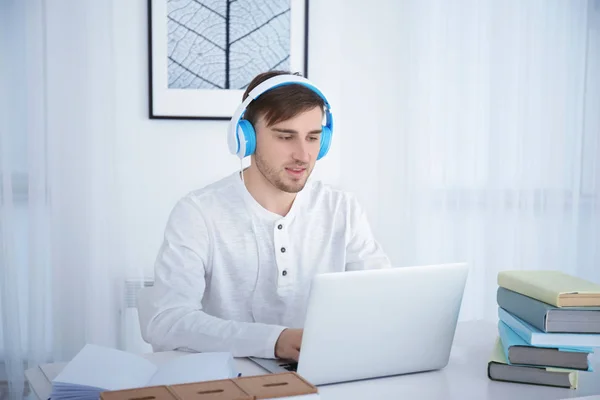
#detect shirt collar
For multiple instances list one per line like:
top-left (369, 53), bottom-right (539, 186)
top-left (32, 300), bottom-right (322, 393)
top-left (234, 170), bottom-right (310, 223)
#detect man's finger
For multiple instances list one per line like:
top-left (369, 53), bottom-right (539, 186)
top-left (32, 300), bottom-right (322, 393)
top-left (290, 348), bottom-right (300, 362)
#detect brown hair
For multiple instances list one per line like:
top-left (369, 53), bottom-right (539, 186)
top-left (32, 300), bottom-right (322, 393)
top-left (242, 70), bottom-right (325, 128)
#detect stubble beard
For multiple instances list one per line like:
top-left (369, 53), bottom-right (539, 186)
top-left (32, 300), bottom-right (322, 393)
top-left (254, 150), bottom-right (311, 194)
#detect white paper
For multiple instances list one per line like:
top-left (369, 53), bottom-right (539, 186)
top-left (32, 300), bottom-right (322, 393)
top-left (52, 344), bottom-right (157, 391)
top-left (147, 352), bottom-right (238, 386)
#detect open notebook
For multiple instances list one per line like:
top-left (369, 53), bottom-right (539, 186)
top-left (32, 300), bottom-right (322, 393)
top-left (50, 344), bottom-right (238, 400)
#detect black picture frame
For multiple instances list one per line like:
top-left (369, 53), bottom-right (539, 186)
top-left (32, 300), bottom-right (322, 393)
top-left (147, 0), bottom-right (310, 120)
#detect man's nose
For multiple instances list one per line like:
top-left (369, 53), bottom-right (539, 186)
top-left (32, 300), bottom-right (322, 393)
top-left (292, 140), bottom-right (310, 163)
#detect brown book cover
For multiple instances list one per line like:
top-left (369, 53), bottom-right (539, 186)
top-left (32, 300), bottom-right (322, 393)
top-left (100, 385), bottom-right (179, 400)
top-left (234, 372), bottom-right (318, 399)
top-left (99, 372), bottom-right (319, 400)
top-left (170, 378), bottom-right (253, 400)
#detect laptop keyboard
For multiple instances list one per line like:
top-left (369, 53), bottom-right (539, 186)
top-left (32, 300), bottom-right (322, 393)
top-left (279, 362), bottom-right (298, 371)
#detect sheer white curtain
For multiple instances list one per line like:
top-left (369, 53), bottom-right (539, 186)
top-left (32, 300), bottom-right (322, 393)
top-left (339, 0), bottom-right (600, 321)
top-left (2, 0), bottom-right (600, 397)
top-left (1, 1), bottom-right (143, 398)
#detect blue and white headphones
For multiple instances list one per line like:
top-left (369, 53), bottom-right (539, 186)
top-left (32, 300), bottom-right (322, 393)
top-left (227, 74), bottom-right (334, 160)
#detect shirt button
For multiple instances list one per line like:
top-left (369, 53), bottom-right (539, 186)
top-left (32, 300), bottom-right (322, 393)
top-left (277, 224), bottom-right (283, 230)
top-left (282, 270), bottom-right (288, 276)
top-left (280, 247), bottom-right (286, 253)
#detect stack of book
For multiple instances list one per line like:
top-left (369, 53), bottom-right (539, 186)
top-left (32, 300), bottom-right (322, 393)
top-left (488, 270), bottom-right (600, 389)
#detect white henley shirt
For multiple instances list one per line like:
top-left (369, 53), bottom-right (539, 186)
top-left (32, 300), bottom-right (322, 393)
top-left (137, 171), bottom-right (391, 359)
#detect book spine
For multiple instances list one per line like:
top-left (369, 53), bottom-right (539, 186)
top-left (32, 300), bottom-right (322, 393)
top-left (498, 308), bottom-right (534, 344)
top-left (498, 273), bottom-right (559, 307)
top-left (487, 362), bottom-right (494, 380)
top-left (497, 287), bottom-right (548, 332)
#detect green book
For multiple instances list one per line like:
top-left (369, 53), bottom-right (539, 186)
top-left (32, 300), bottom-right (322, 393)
top-left (497, 270), bottom-right (600, 307)
top-left (487, 337), bottom-right (579, 389)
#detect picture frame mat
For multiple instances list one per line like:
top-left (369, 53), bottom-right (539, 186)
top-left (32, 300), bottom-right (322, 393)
top-left (148, 0), bottom-right (309, 120)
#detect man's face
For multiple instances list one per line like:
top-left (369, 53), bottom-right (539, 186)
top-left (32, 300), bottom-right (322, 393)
top-left (253, 106), bottom-right (323, 193)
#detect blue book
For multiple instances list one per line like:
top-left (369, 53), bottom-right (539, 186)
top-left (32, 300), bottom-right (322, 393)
top-left (498, 320), bottom-right (592, 371)
top-left (498, 307), bottom-right (600, 348)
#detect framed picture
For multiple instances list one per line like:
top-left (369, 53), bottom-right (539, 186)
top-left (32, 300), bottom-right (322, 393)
top-left (147, 0), bottom-right (309, 120)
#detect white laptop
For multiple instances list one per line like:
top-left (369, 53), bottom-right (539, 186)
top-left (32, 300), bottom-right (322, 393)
top-left (249, 262), bottom-right (468, 386)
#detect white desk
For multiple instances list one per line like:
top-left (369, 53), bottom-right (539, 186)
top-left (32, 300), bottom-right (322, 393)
top-left (25, 321), bottom-right (600, 400)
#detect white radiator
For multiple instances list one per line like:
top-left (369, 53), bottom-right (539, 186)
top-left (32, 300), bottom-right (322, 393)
top-left (121, 278), bottom-right (154, 354)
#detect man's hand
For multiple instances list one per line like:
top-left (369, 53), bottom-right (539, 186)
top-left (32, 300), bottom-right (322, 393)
top-left (275, 328), bottom-right (303, 361)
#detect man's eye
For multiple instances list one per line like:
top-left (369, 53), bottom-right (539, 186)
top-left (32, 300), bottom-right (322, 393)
top-left (308, 136), bottom-right (319, 142)
top-left (279, 136), bottom-right (292, 140)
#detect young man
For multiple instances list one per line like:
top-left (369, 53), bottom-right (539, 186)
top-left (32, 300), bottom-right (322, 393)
top-left (138, 70), bottom-right (390, 362)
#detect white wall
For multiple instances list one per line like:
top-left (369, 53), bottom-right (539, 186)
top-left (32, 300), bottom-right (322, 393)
top-left (111, 1), bottom-right (345, 277)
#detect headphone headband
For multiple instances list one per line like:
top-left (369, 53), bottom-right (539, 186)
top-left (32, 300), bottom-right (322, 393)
top-left (227, 74), bottom-right (334, 158)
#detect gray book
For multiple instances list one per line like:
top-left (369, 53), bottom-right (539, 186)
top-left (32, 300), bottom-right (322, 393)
top-left (508, 346), bottom-right (589, 371)
top-left (497, 287), bottom-right (600, 333)
top-left (488, 338), bottom-right (578, 389)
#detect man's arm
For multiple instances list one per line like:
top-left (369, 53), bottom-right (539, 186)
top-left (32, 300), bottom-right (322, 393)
top-left (345, 194), bottom-right (392, 271)
top-left (137, 196), bottom-right (286, 359)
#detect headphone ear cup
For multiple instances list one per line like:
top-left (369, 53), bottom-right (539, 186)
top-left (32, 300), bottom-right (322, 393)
top-left (317, 125), bottom-right (332, 160)
top-left (238, 119), bottom-right (256, 157)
